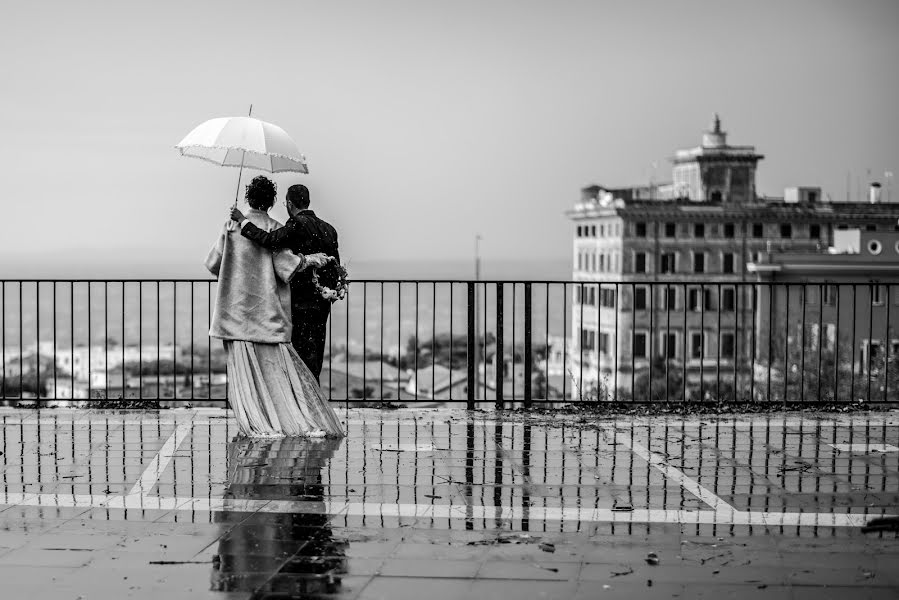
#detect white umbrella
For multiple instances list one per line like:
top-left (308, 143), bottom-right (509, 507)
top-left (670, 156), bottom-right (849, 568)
top-left (175, 106), bottom-right (308, 210)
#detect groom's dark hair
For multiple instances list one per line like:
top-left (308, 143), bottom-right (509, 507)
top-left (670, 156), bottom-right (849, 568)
top-left (286, 185), bottom-right (311, 210)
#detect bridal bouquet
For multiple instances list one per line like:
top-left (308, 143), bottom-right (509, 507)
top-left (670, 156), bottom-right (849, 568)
top-left (311, 257), bottom-right (349, 302)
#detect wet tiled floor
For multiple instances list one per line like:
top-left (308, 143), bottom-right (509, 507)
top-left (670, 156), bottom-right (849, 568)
top-left (0, 408), bottom-right (897, 599)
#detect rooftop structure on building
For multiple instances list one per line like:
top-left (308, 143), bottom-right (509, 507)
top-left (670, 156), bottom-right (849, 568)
top-left (564, 116), bottom-right (899, 398)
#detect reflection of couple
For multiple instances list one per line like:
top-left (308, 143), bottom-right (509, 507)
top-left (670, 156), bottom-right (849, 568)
top-left (211, 437), bottom-right (347, 595)
top-left (206, 176), bottom-right (344, 438)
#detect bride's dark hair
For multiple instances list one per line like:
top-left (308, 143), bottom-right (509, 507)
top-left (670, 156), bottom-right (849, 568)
top-left (245, 176), bottom-right (277, 210)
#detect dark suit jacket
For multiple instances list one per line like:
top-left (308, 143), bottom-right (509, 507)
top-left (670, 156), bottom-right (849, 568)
top-left (240, 210), bottom-right (340, 309)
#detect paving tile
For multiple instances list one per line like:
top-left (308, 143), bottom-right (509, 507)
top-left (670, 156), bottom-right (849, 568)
top-left (477, 559), bottom-right (580, 581)
top-left (379, 557), bottom-right (481, 578)
top-left (358, 576), bottom-right (472, 600)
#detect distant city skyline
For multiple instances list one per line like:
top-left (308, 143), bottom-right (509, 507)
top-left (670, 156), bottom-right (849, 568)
top-left (2, 0), bottom-right (898, 276)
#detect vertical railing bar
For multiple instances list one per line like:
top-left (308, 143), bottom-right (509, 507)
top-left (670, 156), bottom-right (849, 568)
top-left (800, 284), bottom-right (807, 404)
top-left (545, 284), bottom-right (549, 402)
top-left (816, 283), bottom-right (823, 404)
top-left (733, 283), bottom-right (739, 400)
top-left (614, 283), bottom-right (619, 402)
top-left (665, 284), bottom-right (670, 402)
top-left (191, 282), bottom-right (195, 400)
top-left (783, 285), bottom-right (791, 403)
top-left (699, 283), bottom-right (705, 402)
top-left (749, 283), bottom-right (756, 404)
top-left (1, 282), bottom-right (5, 400)
top-left (496, 283), bottom-right (504, 410)
top-left (562, 283), bottom-right (567, 402)
top-left (87, 283), bottom-right (91, 401)
top-left (414, 282), bottom-right (419, 402)
top-left (173, 281), bottom-right (177, 402)
top-left (850, 284), bottom-right (857, 403)
top-left (380, 282), bottom-right (384, 404)
top-left (579, 282), bottom-right (584, 401)
top-left (432, 282), bottom-right (436, 402)
top-left (346, 282), bottom-right (350, 408)
top-left (883, 284), bottom-right (891, 404)
top-left (207, 281), bottom-right (211, 403)
top-left (139, 283), bottom-right (143, 401)
top-left (449, 282), bottom-right (454, 399)
top-left (104, 281), bottom-right (108, 400)
top-left (866, 283), bottom-right (874, 403)
top-left (512, 283), bottom-right (516, 401)
top-left (596, 282), bottom-right (601, 401)
top-left (466, 282), bottom-right (475, 410)
top-left (53, 282), bottom-right (57, 400)
top-left (648, 282), bottom-right (654, 402)
top-left (682, 283), bottom-right (687, 403)
top-left (121, 282), bottom-right (125, 401)
top-left (630, 282), bottom-right (635, 401)
top-left (362, 282), bottom-right (367, 403)
top-left (767, 282), bottom-right (774, 404)
top-left (715, 283), bottom-right (721, 402)
top-left (36, 282), bottom-right (40, 405)
top-left (483, 281), bottom-right (487, 400)
top-left (397, 282), bottom-right (402, 400)
top-left (156, 281), bottom-right (160, 401)
top-left (524, 282), bottom-right (532, 407)
top-left (834, 284), bottom-right (840, 402)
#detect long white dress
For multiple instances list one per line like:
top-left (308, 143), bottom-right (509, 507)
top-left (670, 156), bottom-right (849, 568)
top-left (205, 208), bottom-right (344, 438)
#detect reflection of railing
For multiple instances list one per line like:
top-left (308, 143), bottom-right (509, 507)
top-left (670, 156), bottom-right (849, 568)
top-left (1, 411), bottom-right (895, 535)
top-left (1, 279), bottom-right (897, 405)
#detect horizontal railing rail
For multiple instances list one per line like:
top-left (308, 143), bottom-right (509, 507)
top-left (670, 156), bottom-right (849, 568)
top-left (1, 279), bottom-right (897, 407)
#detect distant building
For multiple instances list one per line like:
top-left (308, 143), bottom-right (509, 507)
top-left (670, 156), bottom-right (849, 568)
top-left (749, 229), bottom-right (899, 387)
top-left (567, 116), bottom-right (899, 397)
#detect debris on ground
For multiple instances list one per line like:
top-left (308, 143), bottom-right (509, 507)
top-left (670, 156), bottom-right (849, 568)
top-left (645, 552), bottom-right (660, 566)
top-left (538, 542), bottom-right (555, 553)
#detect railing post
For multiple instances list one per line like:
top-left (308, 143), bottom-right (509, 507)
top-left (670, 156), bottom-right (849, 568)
top-left (495, 283), bottom-right (504, 410)
top-left (524, 282), bottom-right (532, 407)
top-left (467, 282), bottom-right (475, 410)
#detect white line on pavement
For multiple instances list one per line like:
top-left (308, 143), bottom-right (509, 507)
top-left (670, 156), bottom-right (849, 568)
top-left (127, 421), bottom-right (193, 496)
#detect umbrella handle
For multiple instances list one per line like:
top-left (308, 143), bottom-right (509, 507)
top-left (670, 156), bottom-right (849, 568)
top-left (227, 149), bottom-right (247, 232)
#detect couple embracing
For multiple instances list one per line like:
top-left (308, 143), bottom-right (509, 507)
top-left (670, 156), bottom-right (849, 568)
top-left (206, 175), bottom-right (344, 438)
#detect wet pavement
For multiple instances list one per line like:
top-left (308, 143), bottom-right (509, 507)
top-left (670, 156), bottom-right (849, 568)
top-left (0, 408), bottom-right (897, 599)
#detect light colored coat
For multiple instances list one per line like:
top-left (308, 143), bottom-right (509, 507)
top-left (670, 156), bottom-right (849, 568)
top-left (205, 209), bottom-right (302, 343)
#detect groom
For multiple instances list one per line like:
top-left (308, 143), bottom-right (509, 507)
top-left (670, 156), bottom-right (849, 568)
top-left (231, 184), bottom-right (339, 383)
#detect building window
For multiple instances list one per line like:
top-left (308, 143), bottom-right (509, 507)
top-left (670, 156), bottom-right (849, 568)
top-left (780, 223), bottom-right (792, 238)
top-left (591, 225), bottom-right (596, 237)
top-left (693, 252), bottom-right (705, 273)
top-left (599, 224), bottom-right (605, 237)
top-left (664, 222), bottom-right (676, 238)
top-left (635, 222), bottom-right (647, 237)
top-left (598, 254), bottom-right (605, 272)
top-left (600, 288), bottom-right (616, 308)
top-left (660, 252), bottom-right (676, 274)
top-left (752, 223), bottom-right (764, 238)
top-left (810, 224), bottom-right (820, 239)
top-left (694, 223), bottom-right (705, 237)
top-left (577, 226), bottom-right (582, 237)
top-left (577, 252), bottom-right (583, 270)
top-left (660, 332), bottom-right (678, 359)
top-left (873, 285), bottom-right (886, 305)
top-left (722, 287), bottom-right (736, 312)
top-left (721, 332), bottom-right (735, 359)
top-left (634, 286), bottom-right (648, 310)
top-left (600, 332), bottom-right (611, 355)
top-left (634, 252), bottom-right (647, 273)
top-left (724, 223), bottom-right (735, 238)
top-left (823, 284), bottom-right (837, 306)
top-left (722, 253), bottom-right (735, 274)
top-left (688, 287), bottom-right (713, 311)
top-left (690, 332), bottom-right (704, 359)
top-left (581, 329), bottom-right (596, 351)
top-left (661, 286), bottom-right (677, 310)
top-left (633, 332), bottom-right (648, 359)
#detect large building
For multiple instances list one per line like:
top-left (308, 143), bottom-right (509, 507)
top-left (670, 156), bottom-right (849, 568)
top-left (566, 116), bottom-right (899, 399)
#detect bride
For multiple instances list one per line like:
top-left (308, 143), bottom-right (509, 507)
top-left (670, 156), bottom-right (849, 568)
top-left (205, 175), bottom-right (345, 438)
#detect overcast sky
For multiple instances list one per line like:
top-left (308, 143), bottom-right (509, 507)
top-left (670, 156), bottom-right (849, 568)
top-left (2, 0), bottom-right (897, 276)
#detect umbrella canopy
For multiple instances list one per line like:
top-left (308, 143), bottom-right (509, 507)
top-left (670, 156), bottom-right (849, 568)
top-left (176, 116), bottom-right (308, 173)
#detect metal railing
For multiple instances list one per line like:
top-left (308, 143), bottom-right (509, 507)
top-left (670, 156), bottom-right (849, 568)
top-left (1, 279), bottom-right (897, 406)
